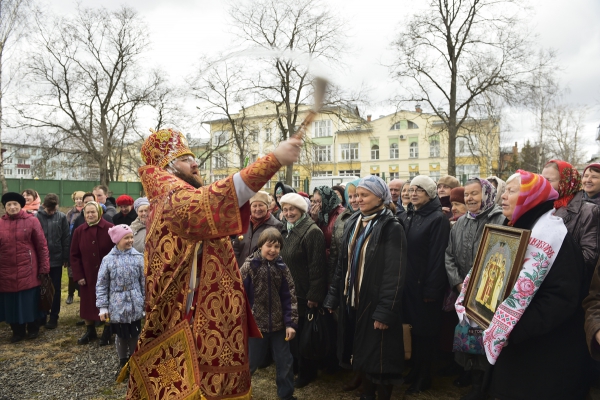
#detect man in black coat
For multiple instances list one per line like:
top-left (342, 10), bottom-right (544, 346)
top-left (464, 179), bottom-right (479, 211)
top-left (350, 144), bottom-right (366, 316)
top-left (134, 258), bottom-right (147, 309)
top-left (399, 175), bottom-right (451, 394)
top-left (36, 193), bottom-right (70, 329)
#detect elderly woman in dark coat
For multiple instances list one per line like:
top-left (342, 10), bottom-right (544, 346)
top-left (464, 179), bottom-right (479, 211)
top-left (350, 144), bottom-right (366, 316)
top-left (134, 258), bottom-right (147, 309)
top-left (324, 175), bottom-right (407, 400)
top-left (233, 191), bottom-right (283, 265)
top-left (399, 175), bottom-right (451, 394)
top-left (473, 170), bottom-right (589, 400)
top-left (70, 201), bottom-right (114, 345)
top-left (310, 186), bottom-right (345, 261)
top-left (0, 193), bottom-right (50, 343)
top-left (279, 192), bottom-right (326, 389)
top-left (273, 181), bottom-right (296, 220)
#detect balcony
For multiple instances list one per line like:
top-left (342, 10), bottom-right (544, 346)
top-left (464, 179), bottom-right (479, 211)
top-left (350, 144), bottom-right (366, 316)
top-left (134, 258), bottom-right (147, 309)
top-left (16, 164), bottom-right (30, 169)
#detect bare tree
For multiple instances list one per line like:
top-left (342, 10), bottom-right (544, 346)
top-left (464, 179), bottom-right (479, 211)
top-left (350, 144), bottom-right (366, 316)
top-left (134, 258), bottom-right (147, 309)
top-left (390, 0), bottom-right (539, 176)
top-left (17, 6), bottom-right (160, 185)
top-left (0, 0), bottom-right (31, 193)
top-left (229, 0), bottom-right (347, 184)
top-left (545, 104), bottom-right (587, 166)
top-left (188, 59), bottom-right (259, 169)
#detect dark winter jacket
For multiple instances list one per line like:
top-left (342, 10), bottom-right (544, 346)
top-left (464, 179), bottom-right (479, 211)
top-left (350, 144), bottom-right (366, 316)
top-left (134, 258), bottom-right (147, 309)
top-left (232, 215), bottom-right (283, 266)
top-left (66, 206), bottom-right (83, 233)
top-left (280, 216), bottom-right (327, 317)
top-left (0, 210), bottom-right (50, 293)
top-left (240, 250), bottom-right (299, 333)
top-left (36, 209), bottom-right (70, 268)
top-left (112, 209), bottom-right (138, 226)
top-left (491, 201), bottom-right (589, 400)
top-left (323, 209), bottom-right (407, 375)
top-left (555, 190), bottom-right (600, 280)
top-left (445, 206), bottom-right (505, 289)
top-left (399, 196), bottom-right (450, 336)
top-left (327, 208), bottom-right (354, 284)
top-left (103, 200), bottom-right (117, 219)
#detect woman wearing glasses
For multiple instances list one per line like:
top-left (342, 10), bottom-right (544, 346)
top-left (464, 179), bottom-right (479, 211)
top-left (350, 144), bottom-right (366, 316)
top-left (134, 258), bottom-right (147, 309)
top-left (399, 175), bottom-right (451, 394)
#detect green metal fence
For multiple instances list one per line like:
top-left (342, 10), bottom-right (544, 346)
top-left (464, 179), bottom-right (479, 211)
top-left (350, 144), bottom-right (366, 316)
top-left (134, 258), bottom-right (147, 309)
top-left (6, 178), bottom-right (144, 207)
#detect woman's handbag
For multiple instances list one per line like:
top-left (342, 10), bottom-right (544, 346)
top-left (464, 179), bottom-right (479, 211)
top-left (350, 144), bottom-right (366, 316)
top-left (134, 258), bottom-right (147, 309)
top-left (403, 324), bottom-right (412, 360)
top-left (39, 274), bottom-right (55, 312)
top-left (453, 323), bottom-right (485, 355)
top-left (300, 307), bottom-right (331, 360)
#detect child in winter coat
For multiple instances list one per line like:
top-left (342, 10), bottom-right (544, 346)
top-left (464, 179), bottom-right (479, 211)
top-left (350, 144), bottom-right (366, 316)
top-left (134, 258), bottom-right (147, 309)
top-left (96, 224), bottom-right (145, 380)
top-left (240, 228), bottom-right (299, 400)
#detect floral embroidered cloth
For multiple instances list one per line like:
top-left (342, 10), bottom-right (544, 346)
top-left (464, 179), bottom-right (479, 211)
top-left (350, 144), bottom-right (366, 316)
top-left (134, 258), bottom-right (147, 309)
top-left (455, 210), bottom-right (566, 364)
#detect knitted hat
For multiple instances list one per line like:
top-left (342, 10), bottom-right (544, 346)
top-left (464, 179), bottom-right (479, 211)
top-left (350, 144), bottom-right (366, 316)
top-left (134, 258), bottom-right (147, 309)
top-left (108, 224), bottom-right (133, 244)
top-left (410, 175), bottom-right (437, 198)
top-left (279, 193), bottom-right (308, 213)
top-left (116, 195), bottom-right (134, 206)
top-left (583, 163), bottom-right (600, 176)
top-left (250, 191), bottom-right (270, 206)
top-left (140, 128), bottom-right (194, 168)
top-left (450, 187), bottom-right (465, 204)
top-left (133, 197), bottom-right (149, 212)
top-left (437, 175), bottom-right (460, 189)
top-left (1, 192), bottom-right (25, 208)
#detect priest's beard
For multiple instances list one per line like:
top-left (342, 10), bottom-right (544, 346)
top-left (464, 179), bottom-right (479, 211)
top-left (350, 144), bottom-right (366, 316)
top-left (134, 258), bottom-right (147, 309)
top-left (170, 168), bottom-right (203, 189)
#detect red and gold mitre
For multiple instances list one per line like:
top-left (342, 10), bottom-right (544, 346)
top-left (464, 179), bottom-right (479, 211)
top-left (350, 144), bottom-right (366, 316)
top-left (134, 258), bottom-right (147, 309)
top-left (140, 128), bottom-right (195, 168)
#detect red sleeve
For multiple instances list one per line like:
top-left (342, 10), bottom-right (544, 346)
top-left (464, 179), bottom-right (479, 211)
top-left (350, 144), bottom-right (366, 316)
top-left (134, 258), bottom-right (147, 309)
top-left (31, 217), bottom-right (50, 274)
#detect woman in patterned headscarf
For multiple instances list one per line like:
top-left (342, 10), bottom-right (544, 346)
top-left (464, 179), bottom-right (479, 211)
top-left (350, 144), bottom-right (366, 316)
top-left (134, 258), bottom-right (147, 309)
top-left (444, 178), bottom-right (505, 398)
top-left (310, 186), bottom-right (345, 260)
top-left (482, 170), bottom-right (589, 400)
top-left (324, 175), bottom-right (407, 400)
top-left (70, 201), bottom-right (114, 345)
top-left (542, 160), bottom-right (600, 278)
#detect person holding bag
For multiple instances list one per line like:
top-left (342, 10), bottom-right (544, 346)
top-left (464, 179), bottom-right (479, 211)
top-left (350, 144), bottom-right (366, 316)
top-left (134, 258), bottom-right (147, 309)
top-left (324, 175), bottom-right (407, 400)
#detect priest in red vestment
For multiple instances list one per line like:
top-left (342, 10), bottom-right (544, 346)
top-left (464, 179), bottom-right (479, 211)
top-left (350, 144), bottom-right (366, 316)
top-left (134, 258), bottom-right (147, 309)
top-left (127, 128), bottom-right (300, 400)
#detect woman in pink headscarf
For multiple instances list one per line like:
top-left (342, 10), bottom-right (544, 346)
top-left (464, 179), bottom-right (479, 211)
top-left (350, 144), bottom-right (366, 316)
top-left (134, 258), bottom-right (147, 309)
top-left (468, 170), bottom-right (589, 399)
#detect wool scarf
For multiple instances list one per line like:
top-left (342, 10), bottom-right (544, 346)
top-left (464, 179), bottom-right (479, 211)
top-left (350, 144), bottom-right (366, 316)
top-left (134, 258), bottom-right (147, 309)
top-left (286, 213), bottom-right (306, 233)
top-left (455, 209), bottom-right (566, 364)
top-left (250, 211), bottom-right (272, 230)
top-left (344, 207), bottom-right (385, 309)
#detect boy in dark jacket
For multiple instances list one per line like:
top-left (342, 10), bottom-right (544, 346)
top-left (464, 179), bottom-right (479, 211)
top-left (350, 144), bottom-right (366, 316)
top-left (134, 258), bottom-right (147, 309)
top-left (240, 228), bottom-right (298, 400)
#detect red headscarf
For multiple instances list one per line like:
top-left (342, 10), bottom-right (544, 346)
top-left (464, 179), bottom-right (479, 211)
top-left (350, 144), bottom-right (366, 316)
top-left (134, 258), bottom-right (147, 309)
top-left (546, 159), bottom-right (582, 210)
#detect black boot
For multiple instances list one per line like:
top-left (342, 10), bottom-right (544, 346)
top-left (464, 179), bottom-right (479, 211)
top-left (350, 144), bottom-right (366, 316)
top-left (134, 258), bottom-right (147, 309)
top-left (454, 368), bottom-right (473, 387)
top-left (460, 369), bottom-right (486, 400)
top-left (45, 316), bottom-right (58, 330)
top-left (342, 371), bottom-right (362, 391)
top-left (377, 384), bottom-right (393, 400)
top-left (9, 324), bottom-right (26, 343)
top-left (115, 357), bottom-right (130, 381)
top-left (406, 363), bottom-right (432, 395)
top-left (26, 321), bottom-right (40, 340)
top-left (359, 378), bottom-right (376, 400)
top-left (98, 324), bottom-right (112, 346)
top-left (78, 324), bottom-right (98, 345)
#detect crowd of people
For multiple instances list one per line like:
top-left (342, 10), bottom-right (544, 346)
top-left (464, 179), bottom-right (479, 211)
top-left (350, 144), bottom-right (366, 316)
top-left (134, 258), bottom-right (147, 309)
top-left (5, 153), bottom-right (600, 400)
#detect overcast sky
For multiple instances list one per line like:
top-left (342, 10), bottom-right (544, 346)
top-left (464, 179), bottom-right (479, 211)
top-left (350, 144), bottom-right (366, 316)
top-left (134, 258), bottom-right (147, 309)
top-left (47, 0), bottom-right (600, 155)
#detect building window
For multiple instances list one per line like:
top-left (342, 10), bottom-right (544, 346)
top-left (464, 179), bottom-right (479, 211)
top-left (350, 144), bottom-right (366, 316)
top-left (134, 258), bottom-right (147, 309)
top-left (390, 143), bottom-right (399, 159)
top-left (265, 180), bottom-right (273, 189)
top-left (293, 175), bottom-right (300, 188)
top-left (213, 174), bottom-right (228, 182)
top-left (314, 145), bottom-right (332, 162)
top-left (17, 168), bottom-right (30, 176)
top-left (371, 145), bottom-right (379, 160)
top-left (4, 157), bottom-right (12, 163)
top-left (17, 158), bottom-right (27, 164)
top-left (409, 171), bottom-right (419, 179)
top-left (430, 171), bottom-right (441, 181)
top-left (339, 170), bottom-right (360, 177)
top-left (340, 143), bottom-right (359, 161)
top-left (3, 169), bottom-right (12, 176)
top-left (430, 140), bottom-right (440, 157)
top-left (213, 153), bottom-right (227, 168)
top-left (249, 130), bottom-right (258, 142)
top-left (313, 120), bottom-right (332, 137)
top-left (456, 137), bottom-right (477, 156)
top-left (213, 131), bottom-right (229, 146)
top-left (312, 171), bottom-right (333, 177)
top-left (389, 172), bottom-right (399, 180)
top-left (408, 121), bottom-right (419, 129)
top-left (265, 128), bottom-right (272, 142)
top-left (391, 122), bottom-right (401, 130)
top-left (409, 142), bottom-right (419, 158)
top-left (456, 164), bottom-right (480, 179)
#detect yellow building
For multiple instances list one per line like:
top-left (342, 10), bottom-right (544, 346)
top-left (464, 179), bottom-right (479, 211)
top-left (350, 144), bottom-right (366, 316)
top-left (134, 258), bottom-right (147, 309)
top-left (203, 101), bottom-right (500, 190)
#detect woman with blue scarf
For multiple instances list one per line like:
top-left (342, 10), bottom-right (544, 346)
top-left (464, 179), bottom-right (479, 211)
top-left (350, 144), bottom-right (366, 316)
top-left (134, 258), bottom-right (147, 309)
top-left (324, 175), bottom-right (407, 400)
